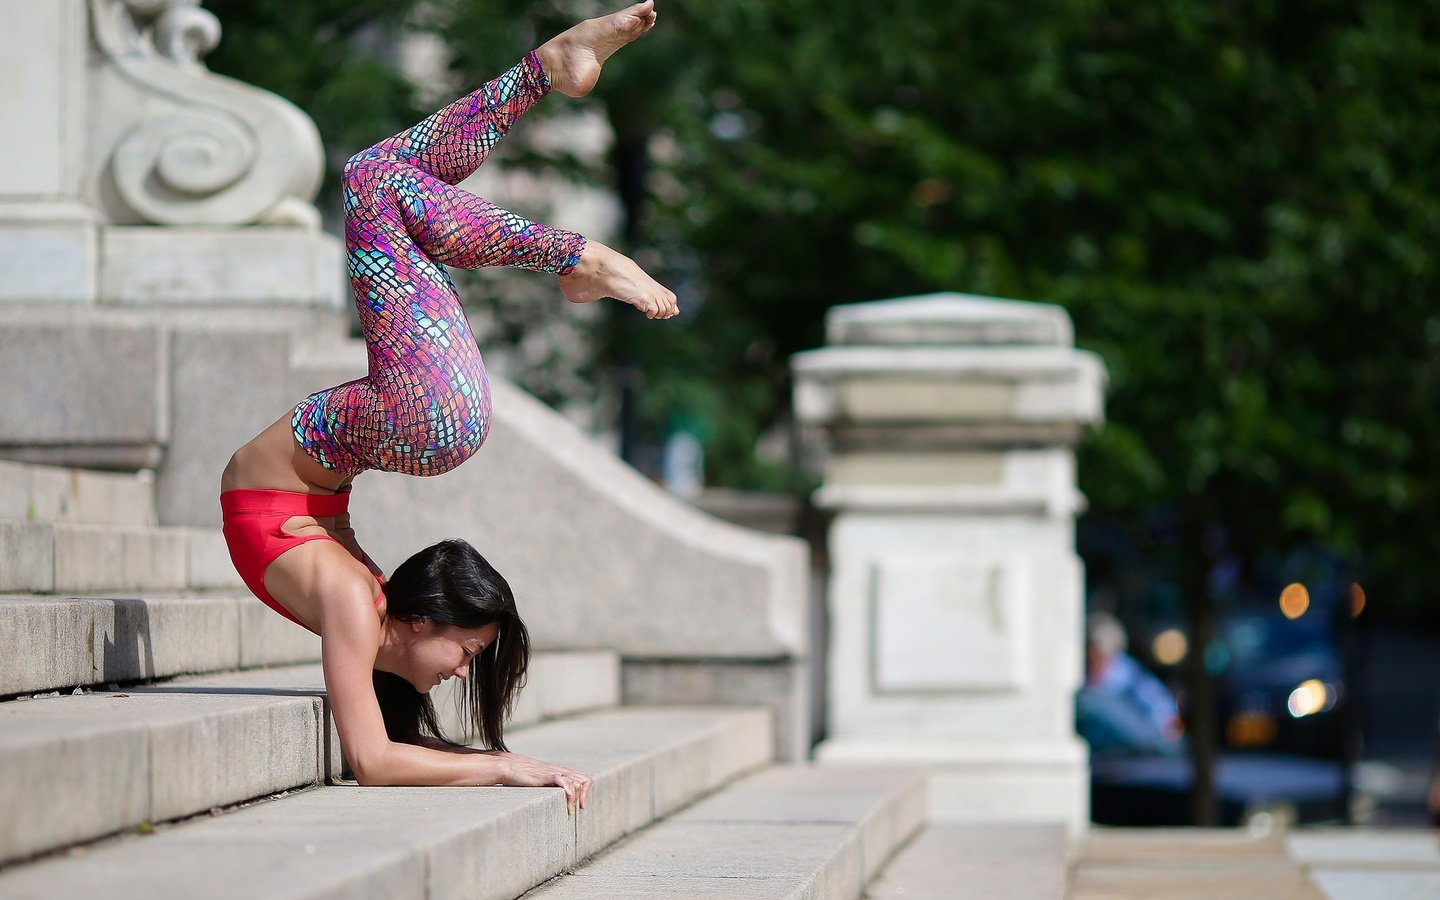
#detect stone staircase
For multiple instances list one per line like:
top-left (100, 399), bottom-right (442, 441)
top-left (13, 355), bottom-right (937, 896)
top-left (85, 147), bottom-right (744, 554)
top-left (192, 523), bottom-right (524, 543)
top-left (0, 458), bottom-right (1056, 899)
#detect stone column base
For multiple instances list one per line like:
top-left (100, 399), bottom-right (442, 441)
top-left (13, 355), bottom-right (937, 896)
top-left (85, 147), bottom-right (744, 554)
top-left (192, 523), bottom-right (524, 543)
top-left (816, 735), bottom-right (1090, 835)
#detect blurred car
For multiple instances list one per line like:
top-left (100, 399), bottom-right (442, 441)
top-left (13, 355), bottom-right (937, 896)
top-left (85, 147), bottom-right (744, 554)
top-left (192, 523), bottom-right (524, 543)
top-left (1217, 609), bottom-right (1346, 758)
top-left (1090, 606), bottom-right (1353, 827)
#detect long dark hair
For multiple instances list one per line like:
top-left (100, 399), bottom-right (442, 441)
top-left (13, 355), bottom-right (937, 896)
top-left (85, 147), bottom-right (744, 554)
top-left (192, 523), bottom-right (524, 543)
top-left (371, 539), bottom-right (529, 752)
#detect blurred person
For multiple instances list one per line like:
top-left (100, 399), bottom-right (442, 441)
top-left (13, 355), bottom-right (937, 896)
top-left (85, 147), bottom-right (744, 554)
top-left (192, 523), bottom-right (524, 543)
top-left (1078, 612), bottom-right (1185, 757)
top-left (219, 2), bottom-right (673, 807)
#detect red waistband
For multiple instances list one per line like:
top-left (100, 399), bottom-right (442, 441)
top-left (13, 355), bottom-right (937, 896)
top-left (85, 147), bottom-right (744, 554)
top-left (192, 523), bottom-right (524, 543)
top-left (220, 488), bottom-right (350, 519)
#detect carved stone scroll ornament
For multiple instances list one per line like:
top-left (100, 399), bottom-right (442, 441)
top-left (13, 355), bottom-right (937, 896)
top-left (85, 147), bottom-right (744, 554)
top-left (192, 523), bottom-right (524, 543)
top-left (90, 0), bottom-right (324, 227)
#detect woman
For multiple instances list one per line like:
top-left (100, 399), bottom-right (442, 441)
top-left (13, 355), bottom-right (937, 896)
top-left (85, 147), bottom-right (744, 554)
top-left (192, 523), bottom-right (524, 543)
top-left (220, 2), bottom-right (673, 814)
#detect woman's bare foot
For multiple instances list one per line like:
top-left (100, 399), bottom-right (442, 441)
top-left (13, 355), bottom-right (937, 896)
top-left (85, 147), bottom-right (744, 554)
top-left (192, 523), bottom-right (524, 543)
top-left (559, 240), bottom-right (678, 320)
top-left (535, 1), bottom-right (658, 99)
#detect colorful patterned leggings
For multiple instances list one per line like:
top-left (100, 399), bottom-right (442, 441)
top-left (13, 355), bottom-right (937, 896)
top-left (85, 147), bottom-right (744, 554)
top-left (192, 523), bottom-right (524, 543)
top-left (291, 52), bottom-right (586, 478)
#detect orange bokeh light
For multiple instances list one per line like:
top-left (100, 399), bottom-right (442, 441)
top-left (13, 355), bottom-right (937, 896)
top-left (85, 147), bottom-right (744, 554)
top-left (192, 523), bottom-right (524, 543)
top-left (1350, 583), bottom-right (1366, 618)
top-left (1279, 583), bottom-right (1310, 620)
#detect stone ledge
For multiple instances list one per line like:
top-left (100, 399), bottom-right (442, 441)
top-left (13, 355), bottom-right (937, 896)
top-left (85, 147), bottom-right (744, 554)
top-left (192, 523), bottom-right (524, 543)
top-left (0, 520), bottom-right (246, 595)
top-left (100, 227), bottom-right (345, 309)
top-left (0, 707), bottom-right (773, 899)
top-left (526, 765), bottom-right (927, 899)
top-left (0, 594), bottom-right (319, 696)
top-left (0, 460), bottom-right (156, 527)
top-left (824, 293), bottom-right (1074, 348)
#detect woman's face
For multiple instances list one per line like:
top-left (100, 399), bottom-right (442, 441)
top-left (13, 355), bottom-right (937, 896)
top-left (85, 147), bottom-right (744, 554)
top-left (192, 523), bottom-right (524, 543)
top-left (402, 620), bottom-right (500, 692)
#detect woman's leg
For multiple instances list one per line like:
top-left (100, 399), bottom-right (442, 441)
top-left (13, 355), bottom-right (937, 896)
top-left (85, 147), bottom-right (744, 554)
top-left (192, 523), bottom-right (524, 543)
top-left (361, 53), bottom-right (550, 187)
top-left (358, 1), bottom-right (661, 184)
top-left (291, 4), bottom-right (671, 478)
top-left (293, 157), bottom-right (585, 478)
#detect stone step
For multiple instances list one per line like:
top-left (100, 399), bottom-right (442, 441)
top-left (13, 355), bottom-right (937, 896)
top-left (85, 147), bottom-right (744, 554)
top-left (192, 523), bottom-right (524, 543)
top-left (1070, 828), bottom-right (1326, 899)
top-left (523, 765), bottom-right (928, 899)
top-left (163, 653), bottom-right (622, 775)
top-left (1, 590), bottom-right (621, 703)
top-left (0, 519), bottom-right (242, 594)
top-left (0, 706), bottom-right (773, 898)
top-left (1, 592), bottom-right (319, 697)
top-left (0, 460), bottom-right (158, 527)
top-left (864, 823), bottom-right (1068, 899)
top-left (0, 651), bottom-right (621, 867)
top-left (0, 681), bottom-right (323, 866)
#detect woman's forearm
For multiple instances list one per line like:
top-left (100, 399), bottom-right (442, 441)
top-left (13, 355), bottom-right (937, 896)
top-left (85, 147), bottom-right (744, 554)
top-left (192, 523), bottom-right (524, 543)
top-left (334, 526), bottom-right (385, 579)
top-left (353, 741), bottom-right (592, 813)
top-left (354, 738), bottom-right (510, 786)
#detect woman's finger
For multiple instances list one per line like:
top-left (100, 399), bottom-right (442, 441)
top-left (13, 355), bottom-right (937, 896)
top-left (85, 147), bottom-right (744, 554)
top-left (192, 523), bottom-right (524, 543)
top-left (558, 774), bottom-right (576, 814)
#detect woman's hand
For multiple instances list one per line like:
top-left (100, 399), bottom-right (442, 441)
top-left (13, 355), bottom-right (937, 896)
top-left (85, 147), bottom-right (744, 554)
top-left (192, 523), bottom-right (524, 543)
top-left (498, 751), bottom-right (593, 814)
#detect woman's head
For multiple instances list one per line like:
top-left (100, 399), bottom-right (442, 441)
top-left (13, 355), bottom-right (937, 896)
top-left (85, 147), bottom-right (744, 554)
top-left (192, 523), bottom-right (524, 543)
top-left (373, 539), bottom-right (529, 751)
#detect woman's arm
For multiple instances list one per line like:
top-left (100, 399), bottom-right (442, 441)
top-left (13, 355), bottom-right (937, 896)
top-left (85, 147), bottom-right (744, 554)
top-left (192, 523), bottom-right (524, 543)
top-left (319, 574), bottom-right (591, 811)
top-left (329, 510), bottom-right (385, 580)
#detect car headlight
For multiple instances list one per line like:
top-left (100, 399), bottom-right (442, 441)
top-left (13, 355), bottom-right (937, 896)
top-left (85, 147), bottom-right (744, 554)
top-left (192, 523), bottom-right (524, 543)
top-left (1286, 679), bottom-right (1336, 717)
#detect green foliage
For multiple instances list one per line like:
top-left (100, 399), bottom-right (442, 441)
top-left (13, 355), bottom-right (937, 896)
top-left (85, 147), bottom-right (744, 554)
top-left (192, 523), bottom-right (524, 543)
top-left (204, 0), bottom-right (1440, 611)
top-left (641, 0), bottom-right (1439, 612)
top-left (205, 0), bottom-right (428, 205)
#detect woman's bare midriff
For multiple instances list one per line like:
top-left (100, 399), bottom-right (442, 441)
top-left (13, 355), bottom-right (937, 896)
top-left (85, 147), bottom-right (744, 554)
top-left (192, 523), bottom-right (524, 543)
top-left (223, 411), bottom-right (384, 622)
top-left (221, 412), bottom-right (351, 496)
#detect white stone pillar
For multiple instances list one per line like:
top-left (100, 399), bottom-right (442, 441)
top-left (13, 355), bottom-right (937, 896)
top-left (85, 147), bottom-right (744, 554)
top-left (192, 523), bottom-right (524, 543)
top-left (793, 292), bottom-right (1106, 834)
top-left (0, 0), bottom-right (98, 303)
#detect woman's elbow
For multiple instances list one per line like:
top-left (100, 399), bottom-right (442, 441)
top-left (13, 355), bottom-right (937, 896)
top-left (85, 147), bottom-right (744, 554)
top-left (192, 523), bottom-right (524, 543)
top-left (346, 744), bottom-right (394, 786)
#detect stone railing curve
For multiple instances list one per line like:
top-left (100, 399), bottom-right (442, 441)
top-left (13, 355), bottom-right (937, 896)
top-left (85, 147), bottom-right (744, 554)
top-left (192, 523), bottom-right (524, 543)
top-left (89, 0), bottom-right (324, 228)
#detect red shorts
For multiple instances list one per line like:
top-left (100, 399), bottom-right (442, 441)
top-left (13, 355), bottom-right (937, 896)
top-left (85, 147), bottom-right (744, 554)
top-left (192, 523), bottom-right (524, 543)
top-left (220, 488), bottom-right (382, 633)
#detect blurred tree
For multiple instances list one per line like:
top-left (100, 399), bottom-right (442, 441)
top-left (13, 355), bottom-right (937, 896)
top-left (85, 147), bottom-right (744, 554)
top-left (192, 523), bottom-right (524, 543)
top-left (637, 0), bottom-right (1440, 823)
top-left (205, 0), bottom-right (429, 210)
top-left (204, 0), bottom-right (1440, 822)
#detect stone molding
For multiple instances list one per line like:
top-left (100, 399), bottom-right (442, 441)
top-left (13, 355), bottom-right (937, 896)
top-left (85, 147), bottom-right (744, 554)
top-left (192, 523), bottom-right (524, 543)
top-left (88, 0), bottom-right (324, 228)
top-left (824, 291), bottom-right (1075, 347)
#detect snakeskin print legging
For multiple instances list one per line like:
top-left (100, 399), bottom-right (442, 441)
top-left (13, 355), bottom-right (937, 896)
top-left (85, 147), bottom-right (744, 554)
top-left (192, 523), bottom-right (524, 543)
top-left (291, 52), bottom-right (586, 478)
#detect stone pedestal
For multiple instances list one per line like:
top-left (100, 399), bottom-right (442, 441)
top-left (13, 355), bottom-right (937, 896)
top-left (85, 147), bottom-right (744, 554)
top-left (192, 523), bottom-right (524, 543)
top-left (0, 0), bottom-right (342, 471)
top-left (793, 293), bottom-right (1106, 834)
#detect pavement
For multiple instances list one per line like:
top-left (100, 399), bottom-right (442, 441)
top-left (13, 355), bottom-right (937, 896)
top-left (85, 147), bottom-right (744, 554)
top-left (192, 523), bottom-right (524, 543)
top-left (1069, 827), bottom-right (1440, 899)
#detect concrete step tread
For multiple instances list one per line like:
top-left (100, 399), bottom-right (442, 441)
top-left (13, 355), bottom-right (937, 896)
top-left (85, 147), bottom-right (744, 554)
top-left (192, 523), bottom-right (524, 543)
top-left (0, 651), bottom-right (621, 865)
top-left (524, 765), bottom-right (928, 899)
top-left (1, 592), bottom-right (321, 696)
top-left (0, 518), bottom-right (240, 594)
top-left (2, 589), bottom-right (621, 703)
top-left (863, 823), bottom-right (1067, 900)
top-left (0, 706), bottom-right (773, 900)
top-left (0, 460), bottom-right (157, 527)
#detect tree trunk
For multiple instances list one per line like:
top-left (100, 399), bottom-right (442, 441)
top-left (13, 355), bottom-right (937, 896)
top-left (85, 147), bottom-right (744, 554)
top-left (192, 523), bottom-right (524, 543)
top-left (607, 103), bottom-right (651, 465)
top-left (1182, 504), bottom-right (1220, 826)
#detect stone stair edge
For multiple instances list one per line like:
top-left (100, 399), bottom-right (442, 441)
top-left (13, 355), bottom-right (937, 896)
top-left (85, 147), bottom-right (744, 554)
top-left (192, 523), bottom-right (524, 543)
top-left (0, 517), bottom-right (241, 595)
top-left (1, 590), bottom-right (623, 699)
top-left (0, 706), bottom-right (775, 900)
top-left (523, 763), bottom-right (929, 900)
top-left (0, 592), bottom-right (321, 696)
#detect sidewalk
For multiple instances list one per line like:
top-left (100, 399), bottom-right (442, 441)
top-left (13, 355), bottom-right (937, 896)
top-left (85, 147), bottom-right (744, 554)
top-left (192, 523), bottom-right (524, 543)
top-left (1069, 828), bottom-right (1440, 899)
